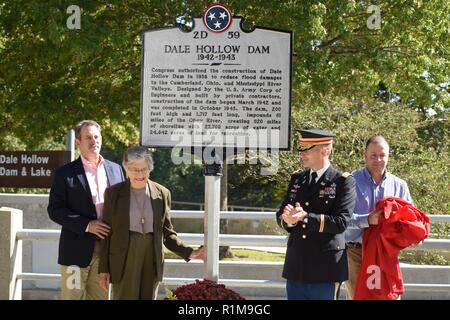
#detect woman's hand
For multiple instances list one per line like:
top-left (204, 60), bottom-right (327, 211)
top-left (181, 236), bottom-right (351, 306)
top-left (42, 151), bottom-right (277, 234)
top-left (99, 272), bottom-right (110, 291)
top-left (190, 245), bottom-right (205, 260)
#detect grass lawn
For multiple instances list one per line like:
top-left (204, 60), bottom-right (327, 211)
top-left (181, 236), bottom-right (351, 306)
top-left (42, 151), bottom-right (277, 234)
top-left (164, 247), bottom-right (285, 261)
top-left (399, 249), bottom-right (450, 265)
top-left (223, 248), bottom-right (285, 262)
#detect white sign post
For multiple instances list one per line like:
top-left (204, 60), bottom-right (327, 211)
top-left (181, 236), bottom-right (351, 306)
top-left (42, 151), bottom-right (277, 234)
top-left (203, 158), bottom-right (222, 281)
top-left (140, 4), bottom-right (292, 282)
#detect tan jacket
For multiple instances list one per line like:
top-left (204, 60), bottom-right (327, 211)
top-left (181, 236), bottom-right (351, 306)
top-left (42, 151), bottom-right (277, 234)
top-left (98, 179), bottom-right (193, 282)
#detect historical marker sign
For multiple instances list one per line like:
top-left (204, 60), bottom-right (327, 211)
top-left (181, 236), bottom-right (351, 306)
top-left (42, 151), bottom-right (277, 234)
top-left (0, 151), bottom-right (70, 188)
top-left (140, 4), bottom-right (292, 150)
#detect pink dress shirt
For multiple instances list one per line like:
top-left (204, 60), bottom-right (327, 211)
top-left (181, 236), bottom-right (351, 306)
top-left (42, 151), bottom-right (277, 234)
top-left (81, 154), bottom-right (108, 221)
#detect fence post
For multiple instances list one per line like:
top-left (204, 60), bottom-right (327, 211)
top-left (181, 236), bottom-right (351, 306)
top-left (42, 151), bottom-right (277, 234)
top-left (0, 207), bottom-right (23, 300)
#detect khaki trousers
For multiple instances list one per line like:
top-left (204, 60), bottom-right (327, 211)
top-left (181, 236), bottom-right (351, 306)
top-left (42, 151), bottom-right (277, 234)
top-left (345, 245), bottom-right (362, 300)
top-left (112, 232), bottom-right (158, 300)
top-left (60, 241), bottom-right (107, 300)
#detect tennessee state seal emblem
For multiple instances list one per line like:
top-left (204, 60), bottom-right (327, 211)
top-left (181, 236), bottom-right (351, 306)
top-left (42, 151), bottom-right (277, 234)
top-left (202, 3), bottom-right (232, 33)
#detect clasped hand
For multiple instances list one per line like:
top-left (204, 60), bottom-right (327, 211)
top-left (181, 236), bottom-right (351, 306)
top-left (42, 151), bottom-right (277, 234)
top-left (282, 202), bottom-right (307, 225)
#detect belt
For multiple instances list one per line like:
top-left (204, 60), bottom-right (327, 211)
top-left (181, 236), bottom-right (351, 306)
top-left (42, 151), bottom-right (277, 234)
top-left (346, 241), bottom-right (362, 248)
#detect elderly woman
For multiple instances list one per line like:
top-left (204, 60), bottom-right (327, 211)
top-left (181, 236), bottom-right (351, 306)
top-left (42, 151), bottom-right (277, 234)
top-left (98, 146), bottom-right (204, 299)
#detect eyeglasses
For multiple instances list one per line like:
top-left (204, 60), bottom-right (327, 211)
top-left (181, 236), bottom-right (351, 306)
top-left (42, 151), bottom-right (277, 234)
top-left (127, 167), bottom-right (150, 174)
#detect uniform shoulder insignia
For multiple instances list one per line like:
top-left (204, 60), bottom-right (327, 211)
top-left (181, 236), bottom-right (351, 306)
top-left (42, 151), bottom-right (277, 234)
top-left (342, 172), bottom-right (352, 178)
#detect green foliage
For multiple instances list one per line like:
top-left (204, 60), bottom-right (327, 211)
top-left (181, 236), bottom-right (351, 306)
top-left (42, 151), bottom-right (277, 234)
top-left (228, 158), bottom-right (282, 208)
top-left (164, 288), bottom-right (177, 300)
top-left (229, 97), bottom-right (449, 215)
top-left (431, 223), bottom-right (450, 239)
top-left (0, 0), bottom-right (187, 150)
top-left (1, 1), bottom-right (448, 148)
top-left (0, 1), bottom-right (448, 216)
top-left (165, 247), bottom-right (285, 262)
top-left (150, 148), bottom-right (204, 203)
top-left (399, 250), bottom-right (450, 266)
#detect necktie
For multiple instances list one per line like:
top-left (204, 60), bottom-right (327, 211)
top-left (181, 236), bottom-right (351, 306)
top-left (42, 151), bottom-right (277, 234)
top-left (310, 171), bottom-right (317, 187)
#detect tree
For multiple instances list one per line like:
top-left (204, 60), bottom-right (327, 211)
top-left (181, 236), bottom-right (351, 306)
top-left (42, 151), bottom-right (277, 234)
top-left (1, 1), bottom-right (448, 149)
top-left (0, 1), bottom-right (188, 150)
top-left (0, 1), bottom-right (448, 214)
top-left (228, 96), bottom-right (449, 215)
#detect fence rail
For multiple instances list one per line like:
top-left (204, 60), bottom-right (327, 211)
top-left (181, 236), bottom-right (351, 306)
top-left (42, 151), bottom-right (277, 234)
top-left (15, 230), bottom-right (450, 250)
top-left (169, 211), bottom-right (450, 222)
top-left (16, 211), bottom-right (450, 248)
top-left (7, 209), bottom-right (450, 299)
top-left (15, 274), bottom-right (450, 293)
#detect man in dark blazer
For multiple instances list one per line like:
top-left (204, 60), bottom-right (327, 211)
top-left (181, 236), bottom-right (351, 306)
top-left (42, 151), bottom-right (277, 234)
top-left (48, 120), bottom-right (124, 299)
top-left (276, 129), bottom-right (356, 300)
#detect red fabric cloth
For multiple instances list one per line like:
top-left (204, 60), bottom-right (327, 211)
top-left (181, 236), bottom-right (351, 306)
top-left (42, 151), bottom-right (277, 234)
top-left (354, 197), bottom-right (430, 300)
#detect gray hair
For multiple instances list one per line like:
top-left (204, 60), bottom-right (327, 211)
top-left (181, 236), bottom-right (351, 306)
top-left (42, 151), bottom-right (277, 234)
top-left (122, 146), bottom-right (154, 173)
top-left (75, 120), bottom-right (101, 140)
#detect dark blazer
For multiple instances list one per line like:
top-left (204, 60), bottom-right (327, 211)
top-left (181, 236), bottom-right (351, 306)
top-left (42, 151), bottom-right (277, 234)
top-left (98, 179), bottom-right (193, 283)
top-left (48, 157), bottom-right (125, 267)
top-left (276, 166), bottom-right (356, 283)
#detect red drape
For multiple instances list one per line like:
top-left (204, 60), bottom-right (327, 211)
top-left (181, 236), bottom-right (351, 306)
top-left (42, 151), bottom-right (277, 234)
top-left (354, 197), bottom-right (430, 300)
